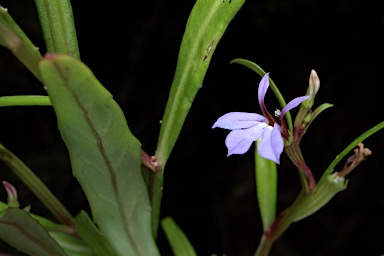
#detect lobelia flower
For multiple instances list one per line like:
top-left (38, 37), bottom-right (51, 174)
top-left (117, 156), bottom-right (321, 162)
top-left (212, 73), bottom-right (309, 164)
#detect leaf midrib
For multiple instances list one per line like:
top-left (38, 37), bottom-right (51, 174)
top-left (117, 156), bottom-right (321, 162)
top-left (52, 61), bottom-right (142, 256)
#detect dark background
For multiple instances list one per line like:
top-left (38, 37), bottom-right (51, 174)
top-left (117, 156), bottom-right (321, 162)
top-left (1, 0), bottom-right (384, 255)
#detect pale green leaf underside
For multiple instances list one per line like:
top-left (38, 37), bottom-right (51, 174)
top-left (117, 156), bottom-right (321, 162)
top-left (39, 55), bottom-right (159, 256)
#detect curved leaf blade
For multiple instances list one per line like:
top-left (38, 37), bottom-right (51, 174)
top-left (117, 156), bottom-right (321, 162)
top-left (0, 208), bottom-right (67, 256)
top-left (161, 217), bottom-right (197, 256)
top-left (39, 54), bottom-right (159, 256)
top-left (75, 211), bottom-right (117, 256)
top-left (319, 121), bottom-right (384, 185)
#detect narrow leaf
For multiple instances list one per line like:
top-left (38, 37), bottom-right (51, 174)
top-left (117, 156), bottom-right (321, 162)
top-left (319, 121), bottom-right (384, 185)
top-left (0, 208), bottom-right (67, 256)
top-left (0, 95), bottom-right (51, 107)
top-left (0, 6), bottom-right (42, 80)
top-left (152, 0), bottom-right (245, 237)
top-left (156, 0), bottom-right (246, 167)
top-left (161, 217), bottom-right (197, 256)
top-left (255, 140), bottom-right (277, 231)
top-left (75, 211), bottom-right (117, 256)
top-left (39, 54), bottom-right (159, 256)
top-left (34, 0), bottom-right (80, 58)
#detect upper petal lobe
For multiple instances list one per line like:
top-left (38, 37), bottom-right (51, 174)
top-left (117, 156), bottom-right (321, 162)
top-left (280, 95), bottom-right (310, 118)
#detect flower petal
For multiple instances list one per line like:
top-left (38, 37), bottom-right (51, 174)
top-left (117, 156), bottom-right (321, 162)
top-left (257, 73), bottom-right (276, 123)
top-left (258, 73), bottom-right (270, 107)
top-left (258, 123), bottom-right (284, 164)
top-left (280, 95), bottom-right (310, 118)
top-left (212, 112), bottom-right (268, 130)
top-left (225, 123), bottom-right (267, 156)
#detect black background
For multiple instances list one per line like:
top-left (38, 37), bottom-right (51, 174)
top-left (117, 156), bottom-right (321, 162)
top-left (0, 0), bottom-right (384, 255)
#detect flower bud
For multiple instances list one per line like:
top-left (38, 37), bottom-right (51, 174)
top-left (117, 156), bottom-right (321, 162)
top-left (302, 70), bottom-right (320, 109)
top-left (2, 181), bottom-right (20, 208)
top-left (309, 70), bottom-right (320, 96)
top-left (293, 70), bottom-right (320, 131)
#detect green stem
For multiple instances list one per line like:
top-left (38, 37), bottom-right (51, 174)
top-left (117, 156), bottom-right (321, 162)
top-left (254, 234), bottom-right (273, 256)
top-left (0, 144), bottom-right (74, 227)
top-left (34, 0), bottom-right (80, 58)
top-left (254, 190), bottom-right (306, 256)
top-left (285, 142), bottom-right (316, 191)
top-left (149, 170), bottom-right (164, 238)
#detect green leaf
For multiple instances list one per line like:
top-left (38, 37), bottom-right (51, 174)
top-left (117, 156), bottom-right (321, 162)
top-left (0, 95), bottom-right (51, 107)
top-left (39, 54), bottom-right (159, 256)
top-left (0, 202), bottom-right (92, 256)
top-left (161, 217), bottom-right (197, 256)
top-left (75, 211), bottom-right (117, 256)
top-left (155, 0), bottom-right (246, 167)
top-left (0, 201), bottom-right (7, 212)
top-left (255, 140), bottom-right (277, 231)
top-left (0, 6), bottom-right (42, 80)
top-left (34, 0), bottom-right (80, 59)
top-left (49, 232), bottom-right (94, 256)
top-left (0, 208), bottom-right (67, 256)
top-left (152, 0), bottom-right (245, 237)
top-left (230, 58), bottom-right (293, 133)
top-left (293, 173), bottom-right (348, 222)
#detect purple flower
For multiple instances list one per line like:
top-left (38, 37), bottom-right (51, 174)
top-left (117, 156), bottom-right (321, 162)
top-left (212, 73), bottom-right (309, 164)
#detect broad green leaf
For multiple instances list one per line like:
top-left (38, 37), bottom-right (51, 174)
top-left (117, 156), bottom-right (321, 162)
top-left (161, 217), bottom-right (197, 256)
top-left (75, 211), bottom-right (117, 256)
top-left (34, 0), bottom-right (80, 59)
top-left (0, 6), bottom-right (42, 80)
top-left (255, 140), bottom-right (277, 231)
top-left (156, 0), bottom-right (246, 167)
top-left (0, 95), bottom-right (51, 107)
top-left (39, 55), bottom-right (159, 256)
top-left (0, 208), bottom-right (67, 256)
